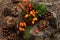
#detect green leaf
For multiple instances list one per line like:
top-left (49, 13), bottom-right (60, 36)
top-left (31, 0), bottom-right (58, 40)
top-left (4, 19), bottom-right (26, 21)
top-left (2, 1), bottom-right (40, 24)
top-left (33, 3), bottom-right (47, 16)
top-left (24, 26), bottom-right (31, 39)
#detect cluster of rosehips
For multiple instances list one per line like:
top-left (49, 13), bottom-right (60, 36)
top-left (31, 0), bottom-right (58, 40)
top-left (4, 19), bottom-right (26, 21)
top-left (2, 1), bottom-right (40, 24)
top-left (18, 0), bottom-right (39, 32)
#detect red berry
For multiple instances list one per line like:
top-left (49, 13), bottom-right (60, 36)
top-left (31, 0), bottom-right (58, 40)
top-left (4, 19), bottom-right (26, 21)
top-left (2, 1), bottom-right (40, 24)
top-left (40, 27), bottom-right (43, 31)
top-left (30, 7), bottom-right (32, 10)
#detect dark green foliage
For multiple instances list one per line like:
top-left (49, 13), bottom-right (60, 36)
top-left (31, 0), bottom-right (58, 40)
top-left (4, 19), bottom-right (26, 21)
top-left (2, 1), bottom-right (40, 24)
top-left (24, 26), bottom-right (31, 39)
top-left (33, 3), bottom-right (48, 16)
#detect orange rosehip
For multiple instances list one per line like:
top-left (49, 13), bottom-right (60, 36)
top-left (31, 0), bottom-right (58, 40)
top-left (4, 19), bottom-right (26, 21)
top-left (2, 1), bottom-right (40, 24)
top-left (19, 22), bottom-right (27, 28)
top-left (23, 0), bottom-right (28, 3)
top-left (35, 29), bottom-right (39, 34)
top-left (19, 27), bottom-right (23, 32)
top-left (24, 14), bottom-right (30, 18)
top-left (32, 14), bottom-right (35, 17)
top-left (33, 17), bottom-right (38, 21)
top-left (23, 22), bottom-right (26, 27)
top-left (32, 21), bottom-right (35, 24)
